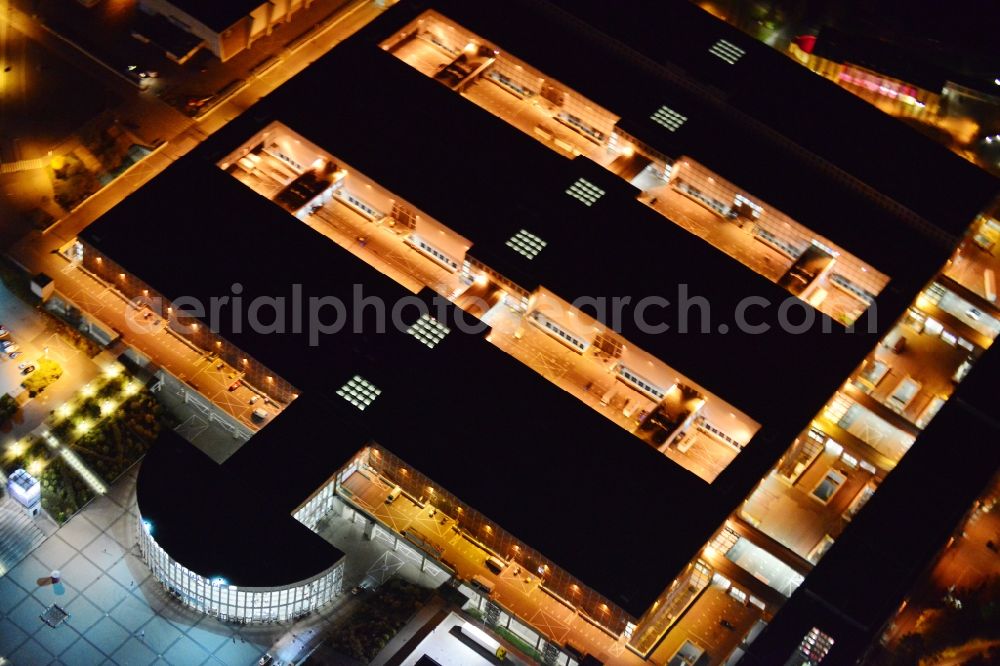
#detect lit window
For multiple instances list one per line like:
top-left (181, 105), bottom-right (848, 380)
top-left (506, 229), bottom-right (547, 260)
top-left (799, 627), bottom-right (835, 662)
top-left (651, 105), bottom-right (688, 132)
top-left (406, 314), bottom-right (451, 349)
top-left (336, 375), bottom-right (381, 411)
top-left (709, 38), bottom-right (746, 64)
top-left (566, 178), bottom-right (605, 207)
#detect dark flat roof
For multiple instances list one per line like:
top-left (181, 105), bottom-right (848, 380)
top-left (215, 38), bottom-right (894, 427)
top-left (810, 26), bottom-right (953, 92)
top-left (161, 0), bottom-right (259, 32)
top-left (463, 0), bottom-right (997, 240)
top-left (208, 36), bottom-right (909, 492)
top-left (135, 405), bottom-right (354, 588)
top-left (86, 161), bottom-right (721, 614)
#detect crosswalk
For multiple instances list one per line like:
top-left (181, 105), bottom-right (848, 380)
top-left (0, 157), bottom-right (46, 174)
top-left (0, 496), bottom-right (47, 576)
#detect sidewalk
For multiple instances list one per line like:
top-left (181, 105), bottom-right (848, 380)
top-left (44, 257), bottom-right (282, 431)
top-left (24, 0), bottom-right (354, 113)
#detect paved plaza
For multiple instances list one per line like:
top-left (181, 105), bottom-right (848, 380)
top-left (0, 460), bottom-right (456, 665)
top-left (0, 468), bottom-right (292, 665)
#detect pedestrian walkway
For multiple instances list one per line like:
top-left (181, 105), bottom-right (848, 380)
top-left (0, 158), bottom-right (46, 174)
top-left (0, 496), bottom-right (56, 578)
top-left (0, 464), bottom-right (401, 665)
top-left (0, 468), bottom-right (279, 664)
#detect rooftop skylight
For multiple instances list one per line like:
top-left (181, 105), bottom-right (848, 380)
top-left (406, 314), bottom-right (451, 349)
top-left (336, 375), bottom-right (381, 411)
top-left (651, 105), bottom-right (688, 132)
top-left (566, 178), bottom-right (606, 207)
top-left (506, 229), bottom-right (548, 259)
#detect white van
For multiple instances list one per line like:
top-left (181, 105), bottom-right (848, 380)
top-left (470, 575), bottom-right (494, 595)
top-left (385, 486), bottom-right (402, 504)
top-left (252, 408), bottom-right (269, 421)
top-left (485, 556), bottom-right (506, 575)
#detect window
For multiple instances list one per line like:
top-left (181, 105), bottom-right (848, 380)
top-left (616, 365), bottom-right (667, 400)
top-left (407, 235), bottom-right (459, 271)
top-left (506, 230), bottom-right (547, 260)
top-left (336, 375), bottom-right (381, 411)
top-left (406, 314), bottom-right (451, 349)
top-left (556, 112), bottom-right (605, 142)
top-left (528, 311), bottom-right (588, 352)
top-left (799, 627), bottom-right (835, 662)
top-left (812, 469), bottom-right (846, 503)
top-left (651, 105), bottom-right (688, 132)
top-left (709, 38), bottom-right (745, 64)
top-left (565, 178), bottom-right (605, 207)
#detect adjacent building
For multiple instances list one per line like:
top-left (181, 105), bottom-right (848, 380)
top-left (139, 0), bottom-right (322, 61)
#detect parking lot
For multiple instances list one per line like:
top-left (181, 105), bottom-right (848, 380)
top-left (0, 280), bottom-right (101, 438)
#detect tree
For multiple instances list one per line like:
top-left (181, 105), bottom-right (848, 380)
top-left (0, 393), bottom-right (18, 424)
top-left (21, 358), bottom-right (63, 395)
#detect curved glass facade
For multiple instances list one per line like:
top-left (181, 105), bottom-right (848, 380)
top-left (136, 515), bottom-right (344, 622)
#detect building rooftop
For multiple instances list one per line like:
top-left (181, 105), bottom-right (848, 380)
top-left (84, 161), bottom-right (724, 614)
top-left (204, 37), bottom-right (896, 440)
top-left (489, 0), bottom-right (998, 239)
top-left (83, 0), bottom-right (997, 624)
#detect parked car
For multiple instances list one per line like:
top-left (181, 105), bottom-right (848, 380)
top-left (4, 344), bottom-right (19, 354)
top-left (0, 340), bottom-right (14, 349)
top-left (17, 362), bottom-right (29, 370)
top-left (8, 352), bottom-right (21, 360)
top-left (125, 65), bottom-right (158, 80)
top-left (258, 655), bottom-right (274, 666)
top-left (20, 365), bottom-right (35, 375)
top-left (228, 380), bottom-right (241, 392)
top-left (0, 327), bottom-right (8, 338)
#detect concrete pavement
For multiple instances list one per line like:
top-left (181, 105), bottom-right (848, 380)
top-left (340, 469), bottom-right (648, 666)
